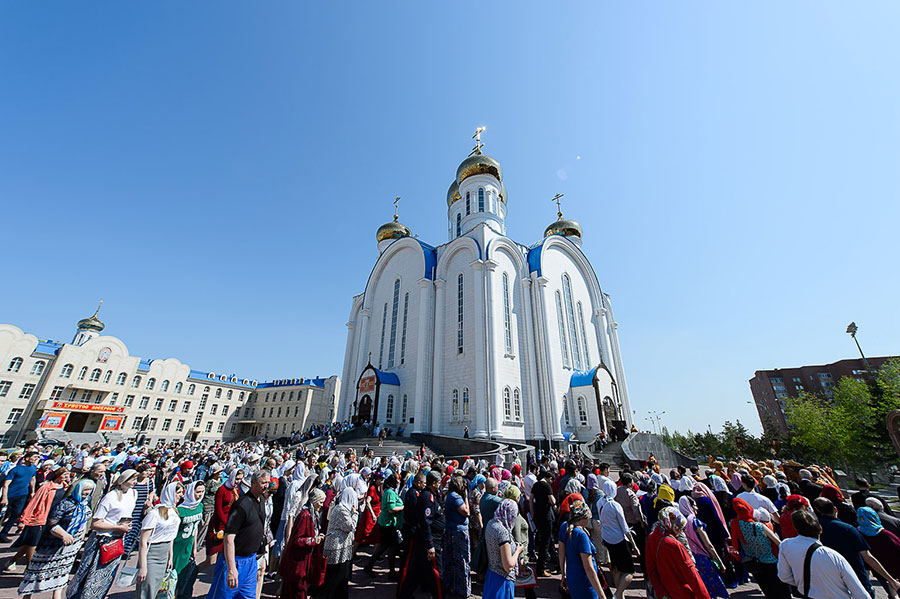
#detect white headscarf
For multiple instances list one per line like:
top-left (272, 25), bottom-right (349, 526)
top-left (341, 473), bottom-right (367, 496)
top-left (180, 481), bottom-right (204, 510)
top-left (277, 460), bottom-right (295, 478)
top-left (678, 476), bottom-right (696, 493)
top-left (336, 486), bottom-right (359, 511)
top-left (159, 481), bottom-right (181, 508)
top-left (225, 469), bottom-right (241, 489)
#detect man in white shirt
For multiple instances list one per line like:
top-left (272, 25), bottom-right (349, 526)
top-left (522, 463), bottom-right (538, 503)
top-left (737, 473), bottom-right (778, 517)
top-left (778, 510), bottom-right (871, 599)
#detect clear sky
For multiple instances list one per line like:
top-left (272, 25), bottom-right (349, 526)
top-left (2, 3), bottom-right (898, 435)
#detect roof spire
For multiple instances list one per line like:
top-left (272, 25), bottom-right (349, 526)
top-left (551, 193), bottom-right (565, 219)
top-left (393, 196), bottom-right (400, 222)
top-left (92, 300), bottom-right (103, 318)
top-left (469, 126), bottom-right (486, 157)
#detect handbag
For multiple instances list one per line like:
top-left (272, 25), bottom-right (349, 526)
top-left (98, 537), bottom-right (125, 566)
top-left (724, 544), bottom-right (742, 562)
top-left (513, 565), bottom-right (537, 589)
top-left (156, 568), bottom-right (178, 599)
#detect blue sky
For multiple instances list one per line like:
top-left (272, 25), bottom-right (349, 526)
top-left (2, 3), bottom-right (898, 435)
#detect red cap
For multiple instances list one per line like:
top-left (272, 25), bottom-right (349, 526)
top-left (181, 460), bottom-right (194, 470)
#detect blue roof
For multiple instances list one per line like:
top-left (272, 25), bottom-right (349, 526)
top-left (138, 358), bottom-right (153, 371)
top-left (34, 340), bottom-right (63, 356)
top-left (374, 369), bottom-right (400, 386)
top-left (417, 240), bottom-right (437, 280)
top-left (570, 367), bottom-right (597, 388)
top-left (257, 377), bottom-right (326, 389)
top-left (527, 241), bottom-right (543, 276)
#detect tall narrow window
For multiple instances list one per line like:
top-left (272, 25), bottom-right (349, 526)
top-left (503, 388), bottom-right (511, 421)
top-left (563, 394), bottom-right (570, 426)
top-left (577, 396), bottom-right (588, 426)
top-left (466, 193), bottom-right (471, 215)
top-left (577, 302), bottom-right (591, 365)
top-left (103, 370), bottom-right (111, 383)
top-left (513, 388), bottom-right (521, 421)
top-left (386, 394), bottom-right (394, 422)
top-left (378, 303), bottom-right (388, 368)
top-left (563, 275), bottom-right (583, 369)
top-left (456, 213), bottom-right (461, 237)
top-left (30, 361), bottom-right (45, 376)
top-left (457, 274), bottom-right (464, 354)
top-left (452, 389), bottom-right (459, 420)
top-left (90, 369), bottom-right (101, 382)
top-left (400, 292), bottom-right (409, 365)
top-left (161, 380), bottom-right (169, 392)
top-left (556, 292), bottom-right (570, 367)
top-left (78, 367), bottom-right (88, 380)
top-left (478, 188), bottom-right (485, 211)
top-left (388, 279), bottom-right (400, 368)
top-left (132, 376), bottom-right (141, 389)
top-left (502, 272), bottom-right (512, 354)
top-left (60, 364), bottom-right (73, 379)
top-left (7, 358), bottom-right (22, 373)
top-left (463, 388), bottom-right (470, 417)
top-left (401, 394), bottom-right (408, 422)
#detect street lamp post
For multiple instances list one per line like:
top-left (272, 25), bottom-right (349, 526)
top-left (647, 410), bottom-right (666, 436)
top-left (846, 322), bottom-right (873, 373)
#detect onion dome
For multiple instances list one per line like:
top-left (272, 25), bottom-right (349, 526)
top-left (456, 153), bottom-right (502, 186)
top-left (376, 215), bottom-right (411, 243)
top-left (77, 302), bottom-right (105, 332)
top-left (544, 216), bottom-right (583, 239)
top-left (447, 180), bottom-right (461, 207)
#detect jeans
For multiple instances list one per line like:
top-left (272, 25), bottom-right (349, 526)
top-left (0, 495), bottom-right (28, 536)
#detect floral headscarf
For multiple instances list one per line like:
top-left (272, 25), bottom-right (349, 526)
top-left (659, 505), bottom-right (688, 535)
top-left (493, 498), bottom-right (519, 533)
top-left (66, 479), bottom-right (95, 535)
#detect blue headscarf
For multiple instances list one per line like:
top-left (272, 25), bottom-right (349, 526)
top-left (857, 506), bottom-right (884, 537)
top-left (470, 474), bottom-right (486, 492)
top-left (66, 479), bottom-right (95, 535)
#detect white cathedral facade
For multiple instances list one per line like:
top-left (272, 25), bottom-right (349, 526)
top-left (338, 141), bottom-right (633, 445)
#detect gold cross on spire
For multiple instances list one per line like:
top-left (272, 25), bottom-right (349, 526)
top-left (469, 126), bottom-right (486, 156)
top-left (551, 193), bottom-right (565, 218)
top-left (93, 300), bottom-right (103, 317)
top-left (392, 196), bottom-right (400, 222)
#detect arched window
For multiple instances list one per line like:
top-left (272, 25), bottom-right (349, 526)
top-left (146, 378), bottom-right (156, 390)
top-left (388, 279), bottom-right (400, 368)
top-left (60, 364), bottom-right (73, 379)
top-left (239, 391), bottom-right (244, 401)
top-left (131, 375), bottom-right (141, 388)
top-left (577, 302), bottom-right (591, 365)
top-left (563, 395), bottom-right (571, 426)
top-left (456, 213), bottom-right (461, 237)
top-left (30, 361), bottom-right (45, 376)
top-left (563, 275), bottom-right (583, 369)
top-left (102, 370), bottom-right (112, 383)
top-left (378, 303), bottom-right (388, 368)
top-left (577, 396), bottom-right (588, 426)
top-left (463, 387), bottom-right (470, 417)
top-left (116, 372), bottom-right (126, 385)
top-left (457, 273), bottom-right (464, 354)
top-left (89, 368), bottom-right (101, 382)
top-left (161, 380), bottom-right (169, 392)
top-left (400, 292), bottom-right (409, 366)
top-left (215, 388), bottom-right (222, 398)
top-left (452, 389), bottom-right (459, 420)
top-left (174, 382), bottom-right (183, 394)
top-left (513, 388), bottom-right (521, 421)
top-left (78, 366), bottom-right (88, 380)
top-left (204, 386), bottom-right (210, 393)
top-left (465, 192), bottom-right (471, 215)
top-left (401, 394), bottom-right (408, 422)
top-left (188, 384), bottom-right (195, 395)
top-left (502, 272), bottom-right (512, 354)
top-left (503, 387), bottom-right (511, 421)
top-left (478, 187), bottom-right (485, 211)
top-left (227, 390), bottom-right (233, 400)
top-left (386, 394), bottom-right (394, 422)
top-left (7, 358), bottom-right (23, 373)
top-left (556, 291), bottom-right (570, 367)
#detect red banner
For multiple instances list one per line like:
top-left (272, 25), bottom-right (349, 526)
top-left (51, 402), bottom-right (125, 414)
top-left (99, 415), bottom-right (124, 431)
top-left (359, 375), bottom-right (376, 394)
top-left (39, 412), bottom-right (68, 429)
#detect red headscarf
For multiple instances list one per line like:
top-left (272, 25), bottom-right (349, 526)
top-left (785, 495), bottom-right (810, 512)
top-left (821, 485), bottom-right (845, 503)
top-left (730, 497), bottom-right (756, 549)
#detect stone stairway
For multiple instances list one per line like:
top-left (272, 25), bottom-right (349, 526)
top-left (333, 436), bottom-right (429, 458)
top-left (583, 440), bottom-right (628, 469)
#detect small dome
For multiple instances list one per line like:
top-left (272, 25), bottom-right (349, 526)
top-left (376, 217), bottom-right (411, 243)
top-left (77, 308), bottom-right (105, 333)
top-left (456, 153), bottom-right (502, 185)
top-left (544, 217), bottom-right (583, 239)
top-left (446, 180), bottom-right (461, 207)
top-left (499, 181), bottom-right (508, 204)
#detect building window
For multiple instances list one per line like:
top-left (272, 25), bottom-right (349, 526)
top-left (577, 302), bottom-right (591, 365)
top-left (146, 378), bottom-right (155, 390)
top-left (161, 380), bottom-right (169, 392)
top-left (139, 396), bottom-right (149, 409)
top-left (222, 406), bottom-right (229, 416)
top-left (205, 421), bottom-right (213, 433)
top-left (289, 391), bottom-right (294, 401)
top-left (563, 394), bottom-right (570, 426)
top-left (188, 384), bottom-right (195, 395)
top-left (194, 412), bottom-right (204, 427)
top-left (463, 387), bottom-right (470, 418)
top-left (168, 400), bottom-right (177, 412)
top-left (457, 273), bottom-right (464, 354)
top-left (451, 389), bottom-right (459, 420)
top-left (400, 292), bottom-right (409, 365)
top-left (513, 388), bottom-right (521, 421)
top-left (60, 364), bottom-right (73, 379)
top-left (226, 390), bottom-right (232, 400)
top-left (30, 361), bottom-right (46, 376)
top-left (477, 187), bottom-right (484, 211)
top-left (386, 394), bottom-right (394, 423)
top-left (0, 381), bottom-right (11, 398)
top-left (108, 392), bottom-right (118, 405)
top-left (78, 366), bottom-right (88, 380)
top-left (49, 386), bottom-right (63, 401)
top-left (80, 390), bottom-right (91, 402)
top-left (239, 391), bottom-right (244, 401)
top-left (131, 376), bottom-right (141, 389)
top-left (563, 275), bottom-right (583, 370)
top-left (116, 372), bottom-right (126, 385)
top-left (401, 394), bottom-right (408, 422)
top-left (124, 395), bottom-right (135, 407)
top-left (148, 417), bottom-right (157, 430)
top-left (182, 401), bottom-right (190, 413)
top-left (18, 384), bottom-right (35, 400)
top-left (388, 279), bottom-right (401, 368)
top-left (230, 423), bottom-right (236, 434)
top-left (217, 422), bottom-right (224, 433)
top-left (503, 387), bottom-right (511, 421)
top-left (176, 420), bottom-right (185, 432)
top-left (90, 368), bottom-right (101, 382)
top-left (465, 193), bottom-right (470, 215)
top-left (294, 406), bottom-right (299, 417)
top-left (67, 389), bottom-right (76, 400)
top-left (154, 398), bottom-right (164, 410)
top-left (577, 396), bottom-right (588, 426)
top-left (210, 404), bottom-right (218, 415)
top-left (378, 303), bottom-right (388, 368)
top-left (502, 272), bottom-right (512, 354)
top-left (175, 382), bottom-right (183, 394)
top-left (161, 419), bottom-right (171, 431)
top-left (7, 358), bottom-right (23, 373)
top-left (102, 370), bottom-right (112, 383)
top-left (215, 388), bottom-right (222, 399)
top-left (132, 417), bottom-right (143, 431)
top-left (456, 213), bottom-right (461, 237)
top-left (556, 291), bottom-right (570, 367)
top-left (199, 395), bottom-right (208, 409)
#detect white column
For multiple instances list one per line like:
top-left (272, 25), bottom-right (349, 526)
top-left (353, 308), bottom-right (371, 420)
top-left (484, 260), bottom-right (502, 438)
top-left (595, 307), bottom-right (612, 368)
top-left (470, 261), bottom-right (488, 439)
top-left (519, 278), bottom-right (544, 440)
top-left (606, 301), bottom-right (632, 427)
top-left (534, 276), bottom-right (564, 441)
top-left (413, 278), bottom-right (433, 434)
top-left (340, 321), bottom-right (356, 420)
top-left (428, 279), bottom-right (446, 433)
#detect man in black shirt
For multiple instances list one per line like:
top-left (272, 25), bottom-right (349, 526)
top-left (398, 471), bottom-right (443, 599)
top-left (398, 472), bottom-right (425, 573)
top-left (531, 469), bottom-right (557, 577)
top-left (209, 468), bottom-right (271, 599)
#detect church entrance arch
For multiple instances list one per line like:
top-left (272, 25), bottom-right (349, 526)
top-left (357, 395), bottom-right (373, 424)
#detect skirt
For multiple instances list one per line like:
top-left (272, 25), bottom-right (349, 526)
top-left (137, 542), bottom-right (171, 599)
top-left (483, 569), bottom-right (515, 599)
top-left (441, 527), bottom-right (471, 597)
top-left (19, 537), bottom-right (85, 594)
top-left (66, 533), bottom-right (125, 599)
top-left (694, 553), bottom-right (729, 598)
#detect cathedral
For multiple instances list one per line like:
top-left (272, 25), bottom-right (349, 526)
top-left (337, 133), bottom-right (633, 445)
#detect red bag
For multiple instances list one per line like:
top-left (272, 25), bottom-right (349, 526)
top-left (99, 537), bottom-right (125, 565)
top-left (725, 545), bottom-right (741, 563)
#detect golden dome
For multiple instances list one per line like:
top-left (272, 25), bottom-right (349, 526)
top-left (446, 180), bottom-right (461, 207)
top-left (456, 153), bottom-right (502, 185)
top-left (544, 217), bottom-right (582, 239)
top-left (376, 217), bottom-right (411, 243)
top-left (77, 303), bottom-right (105, 332)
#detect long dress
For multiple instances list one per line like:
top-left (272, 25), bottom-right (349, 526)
top-left (124, 479), bottom-right (152, 554)
top-left (206, 484), bottom-right (238, 555)
top-left (354, 484), bottom-right (381, 546)
top-left (19, 498), bottom-right (92, 594)
top-left (279, 506), bottom-right (320, 599)
top-left (173, 502), bottom-right (204, 599)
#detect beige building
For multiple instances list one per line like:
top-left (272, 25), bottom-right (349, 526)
top-left (0, 307), bottom-right (339, 446)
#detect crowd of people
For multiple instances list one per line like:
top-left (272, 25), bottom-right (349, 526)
top-left (0, 436), bottom-right (897, 599)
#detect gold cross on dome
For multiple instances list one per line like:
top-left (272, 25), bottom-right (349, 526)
top-left (393, 196), bottom-right (400, 222)
top-left (551, 193), bottom-right (565, 218)
top-left (470, 126), bottom-right (486, 156)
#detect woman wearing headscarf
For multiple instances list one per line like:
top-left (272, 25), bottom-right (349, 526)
top-left (710, 474), bottom-right (736, 524)
top-left (124, 462), bottom-right (157, 557)
top-left (19, 479), bottom-right (95, 599)
top-left (280, 486), bottom-right (326, 599)
top-left (3, 467), bottom-right (70, 571)
top-left (653, 483), bottom-right (676, 518)
top-left (354, 472), bottom-right (382, 550)
top-left (760, 475), bottom-right (779, 506)
top-left (857, 506), bottom-right (900, 591)
top-left (677, 496), bottom-right (728, 597)
top-left (199, 462), bottom-right (224, 547)
top-left (365, 473), bottom-right (404, 580)
top-left (468, 474), bottom-right (486, 555)
top-left (67, 469), bottom-right (139, 599)
top-left (691, 480), bottom-right (735, 587)
top-left (321, 486), bottom-right (358, 599)
top-left (729, 498), bottom-right (788, 599)
top-left (777, 495), bottom-right (809, 540)
top-left (136, 481), bottom-right (184, 599)
top-left (202, 468), bottom-right (243, 569)
top-left (558, 499), bottom-right (607, 599)
top-left (598, 479), bottom-right (638, 599)
top-left (821, 484), bottom-right (857, 525)
top-left (270, 459), bottom-right (294, 557)
top-left (172, 481), bottom-right (205, 599)
top-left (646, 506), bottom-right (710, 599)
top-left (484, 498), bottom-right (522, 599)
top-left (443, 474), bottom-right (472, 598)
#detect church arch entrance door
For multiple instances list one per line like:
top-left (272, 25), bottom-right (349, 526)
top-left (357, 395), bottom-right (373, 424)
